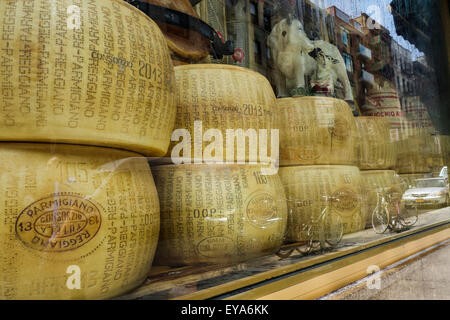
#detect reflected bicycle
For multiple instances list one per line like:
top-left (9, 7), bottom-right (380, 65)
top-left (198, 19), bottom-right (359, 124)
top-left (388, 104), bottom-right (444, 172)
top-left (277, 195), bottom-right (344, 258)
top-left (372, 191), bottom-right (419, 234)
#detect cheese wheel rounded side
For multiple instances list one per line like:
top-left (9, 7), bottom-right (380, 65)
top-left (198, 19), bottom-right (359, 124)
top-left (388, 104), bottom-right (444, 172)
top-left (0, 143), bottom-right (160, 300)
top-left (152, 164), bottom-right (288, 266)
top-left (278, 97), bottom-right (358, 166)
top-left (164, 64), bottom-right (277, 164)
top-left (279, 165), bottom-right (365, 242)
top-left (395, 129), bottom-right (435, 174)
top-left (356, 117), bottom-right (397, 170)
top-left (0, 0), bottom-right (176, 157)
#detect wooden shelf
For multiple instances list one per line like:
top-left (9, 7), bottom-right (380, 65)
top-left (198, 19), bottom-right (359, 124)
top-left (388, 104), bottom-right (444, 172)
top-left (118, 207), bottom-right (450, 300)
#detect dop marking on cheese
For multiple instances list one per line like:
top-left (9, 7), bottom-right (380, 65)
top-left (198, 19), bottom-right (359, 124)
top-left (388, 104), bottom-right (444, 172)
top-left (15, 193), bottom-right (102, 252)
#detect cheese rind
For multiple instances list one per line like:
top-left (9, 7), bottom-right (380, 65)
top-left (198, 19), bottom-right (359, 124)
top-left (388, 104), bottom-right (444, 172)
top-left (0, 143), bottom-right (160, 300)
top-left (165, 64), bottom-right (277, 164)
top-left (395, 129), bottom-right (440, 174)
top-left (279, 165), bottom-right (365, 242)
top-left (152, 164), bottom-right (288, 266)
top-left (278, 97), bottom-right (358, 166)
top-left (356, 117), bottom-right (397, 170)
top-left (0, 0), bottom-right (176, 156)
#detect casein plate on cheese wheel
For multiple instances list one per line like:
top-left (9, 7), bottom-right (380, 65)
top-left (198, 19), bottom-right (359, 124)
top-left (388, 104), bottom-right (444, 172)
top-left (152, 163), bottom-right (287, 266)
top-left (0, 143), bottom-right (160, 300)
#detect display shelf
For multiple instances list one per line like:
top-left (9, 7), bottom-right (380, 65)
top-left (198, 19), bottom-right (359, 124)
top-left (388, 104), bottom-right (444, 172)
top-left (119, 207), bottom-right (450, 300)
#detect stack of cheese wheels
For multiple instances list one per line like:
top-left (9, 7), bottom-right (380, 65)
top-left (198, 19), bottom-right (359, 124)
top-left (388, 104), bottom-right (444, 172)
top-left (0, 0), bottom-right (178, 299)
top-left (360, 170), bottom-right (404, 228)
top-left (355, 117), bottom-right (396, 170)
top-left (279, 166), bottom-right (365, 241)
top-left (152, 164), bottom-right (287, 266)
top-left (0, 143), bottom-right (160, 300)
top-left (151, 64), bottom-right (287, 266)
top-left (163, 64), bottom-right (277, 164)
top-left (278, 97), bottom-right (358, 166)
top-left (277, 97), bottom-right (364, 240)
top-left (0, 0), bottom-right (176, 157)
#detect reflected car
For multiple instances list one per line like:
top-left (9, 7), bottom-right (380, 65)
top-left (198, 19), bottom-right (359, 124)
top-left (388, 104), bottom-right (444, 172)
top-left (402, 178), bottom-right (449, 208)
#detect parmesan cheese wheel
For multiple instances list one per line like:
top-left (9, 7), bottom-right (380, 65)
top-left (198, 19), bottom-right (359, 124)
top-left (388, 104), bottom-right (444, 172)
top-left (395, 128), bottom-right (435, 174)
top-left (0, 143), bottom-right (160, 300)
top-left (277, 97), bottom-right (358, 166)
top-left (0, 0), bottom-right (176, 157)
top-left (164, 64), bottom-right (277, 164)
top-left (152, 164), bottom-right (287, 266)
top-left (361, 87), bottom-right (409, 132)
top-left (360, 170), bottom-right (404, 229)
top-left (278, 166), bottom-right (365, 242)
top-left (356, 117), bottom-right (396, 170)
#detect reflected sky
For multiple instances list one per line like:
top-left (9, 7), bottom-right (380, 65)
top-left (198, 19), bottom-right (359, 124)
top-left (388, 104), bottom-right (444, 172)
top-left (311, 0), bottom-right (424, 59)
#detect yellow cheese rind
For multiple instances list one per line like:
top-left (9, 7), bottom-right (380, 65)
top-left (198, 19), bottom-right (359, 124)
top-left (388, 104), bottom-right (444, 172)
top-left (152, 164), bottom-right (288, 266)
top-left (395, 129), bottom-right (440, 174)
top-left (279, 165), bottom-right (365, 242)
top-left (356, 117), bottom-right (397, 170)
top-left (360, 170), bottom-right (404, 229)
top-left (278, 97), bottom-right (358, 166)
top-left (165, 64), bottom-right (277, 163)
top-left (0, 143), bottom-right (160, 300)
top-left (0, 0), bottom-right (176, 157)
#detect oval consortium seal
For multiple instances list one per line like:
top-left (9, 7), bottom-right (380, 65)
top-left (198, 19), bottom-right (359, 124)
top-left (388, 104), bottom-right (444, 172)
top-left (15, 193), bottom-right (102, 252)
top-left (246, 193), bottom-right (278, 228)
top-left (331, 188), bottom-right (359, 215)
top-left (197, 236), bottom-right (234, 258)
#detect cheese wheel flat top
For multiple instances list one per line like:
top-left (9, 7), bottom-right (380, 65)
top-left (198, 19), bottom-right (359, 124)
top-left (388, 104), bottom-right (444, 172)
top-left (0, 0), bottom-right (176, 157)
top-left (277, 97), bottom-right (358, 166)
top-left (0, 143), bottom-right (160, 300)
